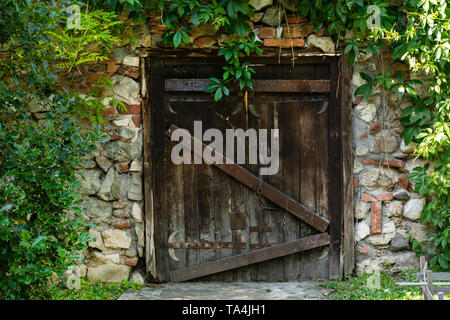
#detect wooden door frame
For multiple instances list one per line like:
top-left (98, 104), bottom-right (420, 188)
top-left (142, 53), bottom-right (354, 282)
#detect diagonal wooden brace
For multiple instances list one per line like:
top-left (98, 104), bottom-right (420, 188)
top-left (166, 124), bottom-right (330, 232)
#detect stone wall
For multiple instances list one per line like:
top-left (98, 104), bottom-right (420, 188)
top-left (51, 0), bottom-right (431, 282)
top-left (63, 53), bottom-right (147, 284)
top-left (78, 67), bottom-right (145, 283)
top-left (350, 53), bottom-right (432, 273)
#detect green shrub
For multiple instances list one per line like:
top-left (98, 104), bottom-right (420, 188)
top-left (0, 93), bottom-right (106, 299)
top-left (0, 0), bottom-right (112, 299)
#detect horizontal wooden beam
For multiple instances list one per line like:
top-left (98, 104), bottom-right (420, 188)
top-left (166, 125), bottom-right (330, 232)
top-left (170, 233), bottom-right (330, 282)
top-left (165, 79), bottom-right (330, 93)
top-left (168, 242), bottom-right (279, 249)
top-left (416, 272), bottom-right (450, 281)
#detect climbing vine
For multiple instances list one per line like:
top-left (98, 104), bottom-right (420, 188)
top-left (296, 0), bottom-right (449, 270)
top-left (92, 0), bottom-right (261, 99)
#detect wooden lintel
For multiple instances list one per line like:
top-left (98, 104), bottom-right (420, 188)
top-left (170, 233), bottom-right (330, 282)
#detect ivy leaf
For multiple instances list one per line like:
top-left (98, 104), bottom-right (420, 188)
top-left (214, 87), bottom-right (223, 101)
top-left (354, 83), bottom-right (373, 100)
top-left (235, 21), bottom-right (249, 37)
top-left (360, 72), bottom-right (373, 83)
top-left (227, 1), bottom-right (238, 19)
top-left (32, 236), bottom-right (47, 247)
top-left (439, 255), bottom-right (448, 269)
top-left (208, 77), bottom-right (221, 85)
top-left (191, 11), bottom-right (200, 26)
top-left (173, 32), bottom-right (182, 48)
top-left (206, 84), bottom-right (219, 93)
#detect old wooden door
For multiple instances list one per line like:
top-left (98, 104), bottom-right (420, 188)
top-left (148, 56), bottom-right (343, 282)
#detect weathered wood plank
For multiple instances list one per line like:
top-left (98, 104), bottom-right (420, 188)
top-left (278, 101), bottom-right (301, 281)
top-left (143, 58), bottom-right (157, 279)
top-left (256, 101), bottom-right (284, 281)
top-left (166, 124), bottom-right (330, 233)
top-left (166, 142), bottom-right (186, 271)
top-left (315, 98), bottom-right (331, 280)
top-left (299, 102), bottom-right (320, 280)
top-left (328, 57), bottom-right (343, 279)
top-left (151, 59), bottom-right (170, 281)
top-left (416, 272), bottom-right (450, 281)
top-left (340, 54), bottom-right (355, 276)
top-left (170, 233), bottom-right (331, 282)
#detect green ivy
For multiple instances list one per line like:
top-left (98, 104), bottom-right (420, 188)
top-left (93, 0), bottom-right (262, 100)
top-left (298, 0), bottom-right (449, 270)
top-left (0, 0), bottom-right (116, 299)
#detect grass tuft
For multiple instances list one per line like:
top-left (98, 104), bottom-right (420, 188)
top-left (47, 278), bottom-right (144, 300)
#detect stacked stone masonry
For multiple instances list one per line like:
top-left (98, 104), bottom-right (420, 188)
top-left (351, 53), bottom-right (432, 273)
top-left (31, 0), bottom-right (431, 282)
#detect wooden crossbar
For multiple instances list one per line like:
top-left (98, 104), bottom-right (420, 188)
top-left (170, 233), bottom-right (330, 282)
top-left (165, 79), bottom-right (331, 93)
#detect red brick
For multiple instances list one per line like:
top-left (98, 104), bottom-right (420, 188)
top-left (315, 27), bottom-right (325, 37)
top-left (371, 201), bottom-right (382, 234)
top-left (376, 192), bottom-right (393, 201)
top-left (103, 57), bottom-right (121, 65)
top-left (118, 104), bottom-right (141, 115)
top-left (362, 193), bottom-right (375, 202)
top-left (150, 25), bottom-right (168, 34)
top-left (286, 15), bottom-right (310, 24)
top-left (353, 178), bottom-right (359, 188)
top-left (125, 257), bottom-right (138, 266)
top-left (87, 73), bottom-right (109, 83)
top-left (356, 244), bottom-right (370, 254)
top-left (149, 16), bottom-right (163, 25)
top-left (119, 163), bottom-right (129, 171)
top-left (115, 220), bottom-right (131, 230)
top-left (107, 62), bottom-right (120, 75)
top-left (363, 159), bottom-right (381, 166)
top-left (101, 107), bottom-right (116, 117)
top-left (108, 131), bottom-right (120, 140)
top-left (131, 114), bottom-right (141, 127)
top-left (113, 201), bottom-right (127, 209)
top-left (353, 96), bottom-right (363, 106)
top-left (383, 159), bottom-right (405, 168)
top-left (113, 208), bottom-right (129, 218)
top-left (359, 133), bottom-right (368, 140)
top-left (259, 27), bottom-right (276, 39)
top-left (263, 38), bottom-right (305, 48)
top-left (282, 24), bottom-right (314, 38)
top-left (397, 174), bottom-right (410, 189)
top-left (369, 122), bottom-right (381, 135)
top-left (193, 36), bottom-right (217, 48)
top-left (117, 66), bottom-right (140, 79)
top-left (395, 63), bottom-right (410, 72)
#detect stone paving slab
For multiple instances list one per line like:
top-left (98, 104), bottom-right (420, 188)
top-left (119, 281), bottom-right (328, 300)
